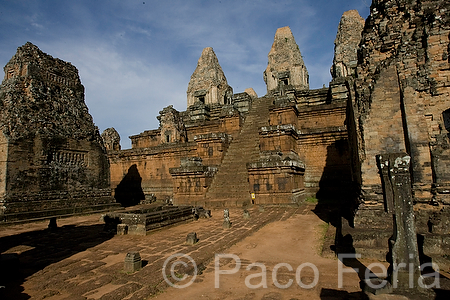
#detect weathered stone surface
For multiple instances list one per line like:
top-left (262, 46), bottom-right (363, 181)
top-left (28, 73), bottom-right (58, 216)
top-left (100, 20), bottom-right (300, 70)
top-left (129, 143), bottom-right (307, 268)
top-left (101, 127), bottom-right (121, 151)
top-left (345, 0), bottom-right (450, 262)
top-left (331, 10), bottom-right (365, 79)
top-left (192, 206), bottom-right (211, 219)
top-left (0, 42), bottom-right (118, 222)
top-left (169, 157), bottom-right (217, 204)
top-left (247, 151), bottom-right (305, 204)
top-left (105, 205), bottom-right (194, 235)
top-left (185, 232), bottom-right (198, 245)
top-left (377, 154), bottom-right (421, 291)
top-left (117, 223), bottom-right (128, 235)
top-left (157, 105), bottom-right (187, 144)
top-left (1, 43), bottom-right (97, 141)
top-left (244, 88), bottom-right (258, 99)
top-left (264, 26), bottom-right (309, 95)
top-left (223, 208), bottom-right (231, 228)
top-left (124, 251), bottom-right (141, 273)
top-left (350, 0), bottom-right (450, 204)
top-left (187, 47), bottom-right (233, 107)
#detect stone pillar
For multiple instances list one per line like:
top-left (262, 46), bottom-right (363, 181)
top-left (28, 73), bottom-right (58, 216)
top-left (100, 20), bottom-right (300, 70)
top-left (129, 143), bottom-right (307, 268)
top-left (223, 208), bottom-right (231, 228)
top-left (377, 153), bottom-right (421, 291)
top-left (124, 252), bottom-right (142, 273)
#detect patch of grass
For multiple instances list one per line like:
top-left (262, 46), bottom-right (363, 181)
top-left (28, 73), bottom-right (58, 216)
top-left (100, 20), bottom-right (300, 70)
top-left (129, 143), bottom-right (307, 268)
top-left (305, 196), bottom-right (318, 204)
top-left (317, 222), bottom-right (330, 255)
top-left (173, 272), bottom-right (185, 279)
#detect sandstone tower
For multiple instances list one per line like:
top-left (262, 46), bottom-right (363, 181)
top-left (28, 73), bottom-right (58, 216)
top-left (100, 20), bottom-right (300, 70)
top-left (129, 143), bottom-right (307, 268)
top-left (331, 10), bottom-right (365, 78)
top-left (186, 47), bottom-right (233, 107)
top-left (0, 42), bottom-right (118, 222)
top-left (264, 26), bottom-right (309, 95)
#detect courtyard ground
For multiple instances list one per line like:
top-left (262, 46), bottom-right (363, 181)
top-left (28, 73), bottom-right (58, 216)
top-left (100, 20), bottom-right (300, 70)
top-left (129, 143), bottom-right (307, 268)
top-left (1, 203), bottom-right (449, 300)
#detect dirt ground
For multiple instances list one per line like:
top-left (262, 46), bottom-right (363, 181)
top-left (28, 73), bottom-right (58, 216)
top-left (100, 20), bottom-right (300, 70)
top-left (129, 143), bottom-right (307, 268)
top-left (1, 204), bottom-right (449, 300)
top-left (154, 208), bottom-right (362, 300)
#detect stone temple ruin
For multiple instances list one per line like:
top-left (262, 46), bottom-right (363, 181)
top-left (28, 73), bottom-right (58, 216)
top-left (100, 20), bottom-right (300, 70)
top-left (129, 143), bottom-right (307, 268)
top-left (0, 42), bottom-right (118, 222)
top-left (107, 27), bottom-right (350, 208)
top-left (0, 0), bottom-right (449, 283)
top-left (105, 1), bottom-right (450, 263)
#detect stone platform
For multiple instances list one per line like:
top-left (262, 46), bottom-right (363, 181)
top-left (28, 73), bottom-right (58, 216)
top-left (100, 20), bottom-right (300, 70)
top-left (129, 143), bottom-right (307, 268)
top-left (104, 205), bottom-right (195, 235)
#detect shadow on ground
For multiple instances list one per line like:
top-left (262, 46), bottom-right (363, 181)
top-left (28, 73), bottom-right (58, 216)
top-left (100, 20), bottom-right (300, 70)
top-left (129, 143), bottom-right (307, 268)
top-left (0, 222), bottom-right (114, 299)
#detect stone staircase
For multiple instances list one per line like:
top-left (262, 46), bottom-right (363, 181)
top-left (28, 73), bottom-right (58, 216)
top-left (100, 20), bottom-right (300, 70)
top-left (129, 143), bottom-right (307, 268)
top-left (205, 96), bottom-right (273, 207)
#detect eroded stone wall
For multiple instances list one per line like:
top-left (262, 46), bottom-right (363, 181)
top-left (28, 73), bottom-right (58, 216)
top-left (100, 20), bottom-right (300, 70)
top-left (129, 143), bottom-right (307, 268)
top-left (344, 0), bottom-right (450, 260)
top-left (0, 43), bottom-right (117, 222)
top-left (350, 0), bottom-right (450, 205)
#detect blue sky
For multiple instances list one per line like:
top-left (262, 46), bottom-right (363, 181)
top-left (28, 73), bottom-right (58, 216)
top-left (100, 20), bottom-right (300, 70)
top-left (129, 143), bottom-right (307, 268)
top-left (0, 0), bottom-right (370, 149)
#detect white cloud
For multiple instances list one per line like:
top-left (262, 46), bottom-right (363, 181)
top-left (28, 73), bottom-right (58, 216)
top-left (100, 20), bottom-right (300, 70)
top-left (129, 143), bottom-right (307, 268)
top-left (35, 39), bottom-right (188, 149)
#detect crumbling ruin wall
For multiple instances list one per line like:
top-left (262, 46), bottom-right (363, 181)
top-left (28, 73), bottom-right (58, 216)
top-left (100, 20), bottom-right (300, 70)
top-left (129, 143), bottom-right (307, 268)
top-left (0, 42), bottom-right (117, 222)
top-left (345, 0), bottom-right (450, 258)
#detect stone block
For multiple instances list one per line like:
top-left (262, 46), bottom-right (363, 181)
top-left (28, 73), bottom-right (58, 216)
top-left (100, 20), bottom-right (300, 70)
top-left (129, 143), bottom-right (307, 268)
top-left (362, 279), bottom-right (392, 295)
top-left (186, 232), bottom-right (198, 245)
top-left (124, 252), bottom-right (142, 273)
top-left (117, 224), bottom-right (128, 235)
top-left (222, 220), bottom-right (232, 229)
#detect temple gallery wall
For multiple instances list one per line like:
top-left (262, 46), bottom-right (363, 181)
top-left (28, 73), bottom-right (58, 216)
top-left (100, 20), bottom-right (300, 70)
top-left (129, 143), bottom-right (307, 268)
top-left (1, 0), bottom-right (449, 266)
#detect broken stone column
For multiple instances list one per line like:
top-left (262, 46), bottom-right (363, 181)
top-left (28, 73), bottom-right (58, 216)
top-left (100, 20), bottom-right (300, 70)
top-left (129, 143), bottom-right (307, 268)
top-left (377, 153), bottom-right (421, 291)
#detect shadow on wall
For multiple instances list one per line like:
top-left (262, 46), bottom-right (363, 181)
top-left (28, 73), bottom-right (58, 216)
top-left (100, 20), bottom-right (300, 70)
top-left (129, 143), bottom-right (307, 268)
top-left (114, 164), bottom-right (145, 207)
top-left (313, 140), bottom-right (356, 228)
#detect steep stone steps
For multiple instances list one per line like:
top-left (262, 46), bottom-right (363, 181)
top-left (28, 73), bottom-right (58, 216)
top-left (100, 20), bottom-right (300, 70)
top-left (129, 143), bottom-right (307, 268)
top-left (205, 96), bottom-right (273, 206)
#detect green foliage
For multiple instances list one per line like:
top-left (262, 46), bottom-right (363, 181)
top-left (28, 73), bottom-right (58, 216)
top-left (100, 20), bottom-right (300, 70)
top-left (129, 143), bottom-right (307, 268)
top-left (305, 196), bottom-right (318, 204)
